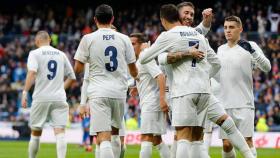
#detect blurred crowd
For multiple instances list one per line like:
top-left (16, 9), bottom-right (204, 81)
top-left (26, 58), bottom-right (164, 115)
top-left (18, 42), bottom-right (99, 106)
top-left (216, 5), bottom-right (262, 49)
top-left (0, 0), bottom-right (279, 131)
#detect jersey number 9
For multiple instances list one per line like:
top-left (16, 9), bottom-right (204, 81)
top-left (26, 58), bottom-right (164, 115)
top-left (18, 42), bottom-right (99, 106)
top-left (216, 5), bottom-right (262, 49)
top-left (105, 46), bottom-right (118, 72)
top-left (47, 60), bottom-right (57, 80)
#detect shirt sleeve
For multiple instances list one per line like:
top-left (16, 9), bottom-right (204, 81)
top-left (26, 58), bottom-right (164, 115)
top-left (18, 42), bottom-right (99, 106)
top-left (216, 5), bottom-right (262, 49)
top-left (125, 36), bottom-right (137, 64)
top-left (144, 60), bottom-right (163, 79)
top-left (64, 53), bottom-right (76, 80)
top-left (195, 22), bottom-right (210, 36)
top-left (157, 52), bottom-right (169, 65)
top-left (250, 41), bottom-right (271, 72)
top-left (74, 35), bottom-right (90, 63)
top-left (27, 51), bottom-right (38, 72)
top-left (139, 32), bottom-right (172, 64)
top-left (206, 39), bottom-right (221, 78)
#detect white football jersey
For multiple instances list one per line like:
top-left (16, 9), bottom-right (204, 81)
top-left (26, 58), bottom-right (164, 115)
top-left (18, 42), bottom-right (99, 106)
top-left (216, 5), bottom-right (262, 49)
top-left (139, 26), bottom-right (220, 98)
top-left (136, 59), bottom-right (162, 112)
top-left (27, 45), bottom-right (76, 102)
top-left (74, 28), bottom-right (136, 99)
top-left (216, 41), bottom-right (271, 109)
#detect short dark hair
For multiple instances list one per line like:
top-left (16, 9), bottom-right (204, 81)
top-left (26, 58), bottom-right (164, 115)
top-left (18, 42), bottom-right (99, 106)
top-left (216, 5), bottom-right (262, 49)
top-left (160, 4), bottom-right (180, 23)
top-left (177, 2), bottom-right (195, 10)
top-left (130, 33), bottom-right (145, 43)
top-left (225, 16), bottom-right (242, 26)
top-left (95, 4), bottom-right (113, 24)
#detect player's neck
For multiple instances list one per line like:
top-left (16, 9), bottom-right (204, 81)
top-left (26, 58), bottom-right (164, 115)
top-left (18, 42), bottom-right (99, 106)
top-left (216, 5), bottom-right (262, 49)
top-left (38, 43), bottom-right (50, 47)
top-left (166, 22), bottom-right (182, 30)
top-left (227, 38), bottom-right (240, 48)
top-left (97, 24), bottom-right (112, 29)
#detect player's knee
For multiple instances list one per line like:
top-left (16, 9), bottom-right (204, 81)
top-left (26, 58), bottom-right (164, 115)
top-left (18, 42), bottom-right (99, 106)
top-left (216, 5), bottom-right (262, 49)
top-left (97, 131), bottom-right (111, 142)
top-left (245, 137), bottom-right (253, 147)
top-left (152, 135), bottom-right (162, 146)
top-left (223, 140), bottom-right (233, 152)
top-left (141, 134), bottom-right (153, 142)
top-left (54, 128), bottom-right (65, 135)
top-left (31, 130), bottom-right (42, 136)
top-left (111, 126), bottom-right (119, 135)
top-left (216, 114), bottom-right (228, 126)
top-left (191, 126), bottom-right (204, 141)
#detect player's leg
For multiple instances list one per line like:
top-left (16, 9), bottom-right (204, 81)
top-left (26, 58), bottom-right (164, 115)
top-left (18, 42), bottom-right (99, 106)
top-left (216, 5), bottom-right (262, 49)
top-left (153, 135), bottom-right (170, 158)
top-left (237, 108), bottom-right (256, 157)
top-left (152, 111), bottom-right (170, 158)
top-left (222, 139), bottom-right (236, 158)
top-left (89, 98), bottom-right (114, 158)
top-left (140, 134), bottom-right (153, 158)
top-left (111, 98), bottom-right (126, 158)
top-left (50, 101), bottom-right (69, 158)
top-left (29, 130), bottom-right (42, 158)
top-left (170, 134), bottom-right (177, 158)
top-left (188, 94), bottom-right (211, 158)
top-left (172, 95), bottom-right (198, 158)
top-left (206, 95), bottom-right (254, 158)
top-left (175, 127), bottom-right (192, 158)
top-left (28, 102), bottom-right (49, 158)
top-left (119, 119), bottom-right (126, 158)
top-left (203, 120), bottom-right (213, 153)
top-left (111, 127), bottom-right (121, 158)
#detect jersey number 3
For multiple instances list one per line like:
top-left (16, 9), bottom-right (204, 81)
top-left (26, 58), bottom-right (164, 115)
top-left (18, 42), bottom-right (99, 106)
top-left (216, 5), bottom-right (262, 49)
top-left (47, 60), bottom-right (57, 80)
top-left (105, 46), bottom-right (118, 72)
top-left (189, 41), bottom-right (199, 67)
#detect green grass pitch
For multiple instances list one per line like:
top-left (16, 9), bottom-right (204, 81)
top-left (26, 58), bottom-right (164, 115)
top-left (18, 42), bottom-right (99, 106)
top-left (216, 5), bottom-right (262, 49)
top-left (0, 141), bottom-right (279, 158)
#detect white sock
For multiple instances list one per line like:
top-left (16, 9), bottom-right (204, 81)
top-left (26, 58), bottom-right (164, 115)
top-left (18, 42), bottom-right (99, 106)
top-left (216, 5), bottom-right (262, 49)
top-left (220, 117), bottom-right (254, 158)
top-left (190, 141), bottom-right (209, 158)
top-left (120, 144), bottom-right (126, 158)
top-left (100, 141), bottom-right (114, 158)
top-left (155, 142), bottom-right (170, 158)
top-left (170, 140), bottom-right (177, 158)
top-left (176, 139), bottom-right (191, 158)
top-left (250, 147), bottom-right (257, 158)
top-left (56, 133), bottom-right (67, 158)
top-left (203, 132), bottom-right (212, 153)
top-left (95, 145), bottom-right (100, 158)
top-left (111, 135), bottom-right (121, 158)
top-left (222, 148), bottom-right (236, 158)
top-left (140, 141), bottom-right (152, 158)
top-left (28, 135), bottom-right (40, 158)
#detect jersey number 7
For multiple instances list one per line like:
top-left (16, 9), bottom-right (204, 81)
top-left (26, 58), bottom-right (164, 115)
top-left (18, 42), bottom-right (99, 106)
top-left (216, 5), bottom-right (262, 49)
top-left (189, 41), bottom-right (199, 67)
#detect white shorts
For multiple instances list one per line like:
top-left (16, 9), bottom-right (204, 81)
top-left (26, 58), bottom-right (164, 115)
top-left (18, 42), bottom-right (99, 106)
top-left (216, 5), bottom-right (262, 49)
top-left (90, 118), bottom-right (126, 136)
top-left (89, 98), bottom-right (125, 133)
top-left (207, 95), bottom-right (226, 123)
top-left (141, 111), bottom-right (167, 135)
top-left (220, 108), bottom-right (254, 139)
top-left (171, 94), bottom-right (210, 127)
top-left (29, 101), bottom-right (69, 130)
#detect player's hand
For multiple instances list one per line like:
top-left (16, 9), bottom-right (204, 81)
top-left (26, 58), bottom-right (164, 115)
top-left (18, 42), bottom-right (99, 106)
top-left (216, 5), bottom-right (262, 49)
top-left (202, 8), bottom-right (213, 27)
top-left (140, 42), bottom-right (150, 51)
top-left (129, 87), bottom-right (138, 97)
top-left (237, 39), bottom-right (255, 54)
top-left (160, 98), bottom-right (169, 113)
top-left (21, 91), bottom-right (28, 108)
top-left (79, 105), bottom-right (90, 119)
top-left (188, 44), bottom-right (205, 60)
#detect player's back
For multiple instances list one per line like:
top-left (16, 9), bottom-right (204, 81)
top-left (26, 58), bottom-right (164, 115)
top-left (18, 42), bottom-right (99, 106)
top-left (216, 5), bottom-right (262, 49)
top-left (164, 26), bottom-right (211, 98)
top-left (28, 45), bottom-right (73, 102)
top-left (80, 28), bottom-right (135, 99)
